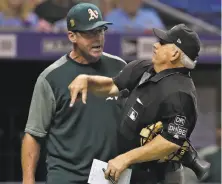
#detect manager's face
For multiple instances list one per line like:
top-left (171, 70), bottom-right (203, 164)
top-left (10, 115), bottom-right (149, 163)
top-left (68, 26), bottom-right (107, 63)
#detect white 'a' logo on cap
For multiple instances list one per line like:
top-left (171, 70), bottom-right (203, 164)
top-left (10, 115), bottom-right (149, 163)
top-left (88, 9), bottom-right (99, 21)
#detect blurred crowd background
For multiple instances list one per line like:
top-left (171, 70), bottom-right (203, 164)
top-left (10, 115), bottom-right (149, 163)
top-left (0, 0), bottom-right (221, 183)
top-left (0, 0), bottom-right (220, 32)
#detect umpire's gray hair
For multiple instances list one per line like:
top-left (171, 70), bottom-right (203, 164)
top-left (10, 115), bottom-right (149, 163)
top-left (175, 46), bottom-right (197, 69)
top-left (181, 52), bottom-right (197, 69)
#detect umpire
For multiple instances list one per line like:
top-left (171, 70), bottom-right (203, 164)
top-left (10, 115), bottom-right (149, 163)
top-left (68, 24), bottom-right (201, 184)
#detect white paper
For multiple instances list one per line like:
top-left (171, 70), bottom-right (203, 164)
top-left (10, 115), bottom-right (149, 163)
top-left (88, 159), bottom-right (132, 184)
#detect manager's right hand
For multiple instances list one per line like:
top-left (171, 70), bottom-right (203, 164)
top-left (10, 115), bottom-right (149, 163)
top-left (68, 74), bottom-right (89, 106)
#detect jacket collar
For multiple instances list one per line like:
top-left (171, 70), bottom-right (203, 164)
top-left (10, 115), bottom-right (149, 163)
top-left (149, 66), bottom-right (191, 83)
top-left (138, 65), bottom-right (191, 86)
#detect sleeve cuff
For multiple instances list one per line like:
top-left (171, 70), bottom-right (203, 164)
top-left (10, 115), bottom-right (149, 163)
top-left (161, 132), bottom-right (185, 146)
top-left (112, 77), bottom-right (122, 91)
top-left (25, 128), bottom-right (47, 138)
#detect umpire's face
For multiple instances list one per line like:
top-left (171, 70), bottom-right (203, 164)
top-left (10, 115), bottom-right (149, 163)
top-left (69, 26), bottom-right (106, 63)
top-left (152, 41), bottom-right (181, 66)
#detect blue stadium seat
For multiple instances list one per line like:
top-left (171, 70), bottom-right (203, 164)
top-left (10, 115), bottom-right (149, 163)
top-left (159, 0), bottom-right (220, 13)
top-left (159, 0), bottom-right (221, 27)
top-left (188, 0), bottom-right (220, 13)
top-left (159, 0), bottom-right (188, 10)
top-left (209, 0), bottom-right (221, 13)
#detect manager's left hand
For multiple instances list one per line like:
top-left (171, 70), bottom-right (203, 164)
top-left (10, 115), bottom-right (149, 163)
top-left (104, 155), bottom-right (130, 182)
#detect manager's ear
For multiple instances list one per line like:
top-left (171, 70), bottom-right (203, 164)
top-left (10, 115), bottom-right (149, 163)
top-left (68, 31), bottom-right (77, 43)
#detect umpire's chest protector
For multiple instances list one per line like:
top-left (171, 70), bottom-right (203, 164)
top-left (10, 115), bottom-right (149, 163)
top-left (119, 66), bottom-right (195, 146)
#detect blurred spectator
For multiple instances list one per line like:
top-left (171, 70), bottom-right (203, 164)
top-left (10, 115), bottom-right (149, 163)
top-left (29, 0), bottom-right (46, 7)
top-left (34, 0), bottom-right (77, 32)
top-left (0, 0), bottom-right (38, 29)
top-left (80, 0), bottom-right (101, 8)
top-left (100, 0), bottom-right (119, 16)
top-left (104, 0), bottom-right (165, 33)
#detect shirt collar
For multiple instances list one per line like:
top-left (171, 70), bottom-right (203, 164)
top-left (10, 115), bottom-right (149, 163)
top-left (149, 67), bottom-right (191, 83)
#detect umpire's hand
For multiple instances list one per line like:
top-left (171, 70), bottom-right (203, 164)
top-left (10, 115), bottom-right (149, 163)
top-left (104, 155), bottom-right (130, 182)
top-left (68, 74), bottom-right (89, 106)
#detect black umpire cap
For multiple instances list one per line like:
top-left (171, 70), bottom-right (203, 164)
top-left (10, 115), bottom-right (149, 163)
top-left (153, 24), bottom-right (201, 61)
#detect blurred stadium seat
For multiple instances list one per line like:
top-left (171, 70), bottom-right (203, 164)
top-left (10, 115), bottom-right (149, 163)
top-left (159, 0), bottom-right (221, 27)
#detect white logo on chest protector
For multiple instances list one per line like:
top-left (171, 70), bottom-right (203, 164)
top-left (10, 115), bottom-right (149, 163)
top-left (106, 96), bottom-right (118, 101)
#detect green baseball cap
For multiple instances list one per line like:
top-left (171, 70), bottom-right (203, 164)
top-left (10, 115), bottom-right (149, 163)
top-left (67, 3), bottom-right (112, 31)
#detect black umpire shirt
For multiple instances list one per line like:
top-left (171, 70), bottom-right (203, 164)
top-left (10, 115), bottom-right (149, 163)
top-left (113, 59), bottom-right (198, 182)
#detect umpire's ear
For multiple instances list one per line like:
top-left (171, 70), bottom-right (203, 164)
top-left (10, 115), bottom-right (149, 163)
top-left (68, 31), bottom-right (77, 43)
top-left (170, 45), bottom-right (181, 64)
